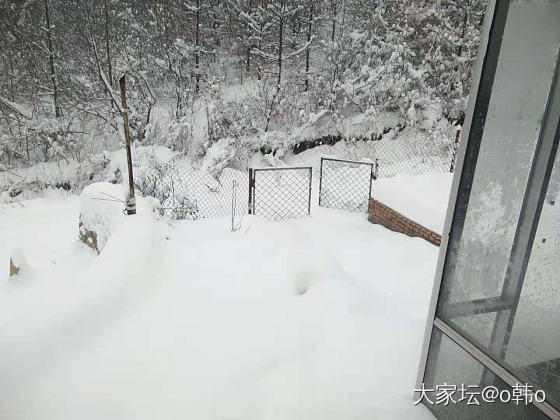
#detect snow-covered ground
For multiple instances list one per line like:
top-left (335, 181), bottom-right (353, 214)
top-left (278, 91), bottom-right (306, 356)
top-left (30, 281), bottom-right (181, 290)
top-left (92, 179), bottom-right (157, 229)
top-left (0, 189), bottom-right (439, 419)
top-left (371, 173), bottom-right (454, 233)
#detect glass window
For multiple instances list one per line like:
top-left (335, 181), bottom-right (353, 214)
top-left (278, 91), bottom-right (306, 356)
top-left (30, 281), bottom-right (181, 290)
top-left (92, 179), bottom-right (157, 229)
top-left (505, 146), bottom-right (560, 408)
top-left (438, 0), bottom-right (560, 322)
top-left (426, 0), bottom-right (560, 415)
top-left (423, 329), bottom-right (549, 420)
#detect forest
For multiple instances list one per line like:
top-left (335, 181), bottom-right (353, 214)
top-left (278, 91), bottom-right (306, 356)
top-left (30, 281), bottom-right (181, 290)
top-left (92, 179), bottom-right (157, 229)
top-left (0, 0), bottom-right (486, 174)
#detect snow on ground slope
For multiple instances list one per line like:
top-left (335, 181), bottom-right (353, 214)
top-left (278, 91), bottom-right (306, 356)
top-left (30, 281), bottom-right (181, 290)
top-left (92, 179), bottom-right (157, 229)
top-left (370, 173), bottom-right (454, 233)
top-left (0, 195), bottom-right (437, 420)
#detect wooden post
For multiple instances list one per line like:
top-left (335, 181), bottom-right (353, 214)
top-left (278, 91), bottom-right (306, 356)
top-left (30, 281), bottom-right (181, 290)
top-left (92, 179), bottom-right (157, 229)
top-left (119, 75), bottom-right (136, 215)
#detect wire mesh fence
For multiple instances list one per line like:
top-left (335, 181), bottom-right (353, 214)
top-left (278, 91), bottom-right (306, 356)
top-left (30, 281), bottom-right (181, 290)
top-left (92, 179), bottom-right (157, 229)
top-left (231, 179), bottom-right (244, 231)
top-left (319, 157), bottom-right (374, 212)
top-left (136, 131), bottom-right (459, 223)
top-left (374, 135), bottom-right (456, 178)
top-left (249, 167), bottom-right (312, 221)
top-left (345, 132), bottom-right (458, 178)
top-left (136, 163), bottom-right (247, 221)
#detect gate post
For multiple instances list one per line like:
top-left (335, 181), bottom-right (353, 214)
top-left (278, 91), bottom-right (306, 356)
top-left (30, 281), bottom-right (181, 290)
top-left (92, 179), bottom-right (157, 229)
top-left (248, 168), bottom-right (253, 214)
top-left (318, 157), bottom-right (324, 206)
top-left (368, 162), bottom-right (374, 206)
top-left (308, 167), bottom-right (312, 215)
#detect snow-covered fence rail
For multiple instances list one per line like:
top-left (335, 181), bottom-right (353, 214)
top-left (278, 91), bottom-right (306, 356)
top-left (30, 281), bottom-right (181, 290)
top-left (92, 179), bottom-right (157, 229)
top-left (248, 167), bottom-right (312, 221)
top-left (136, 163), bottom-right (247, 221)
top-left (318, 157), bottom-right (374, 212)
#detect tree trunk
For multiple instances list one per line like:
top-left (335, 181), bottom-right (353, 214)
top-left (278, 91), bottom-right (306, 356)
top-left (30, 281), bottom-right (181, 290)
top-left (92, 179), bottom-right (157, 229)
top-left (457, 7), bottom-right (469, 58)
top-left (245, 0), bottom-right (253, 73)
top-left (265, 0), bottom-right (284, 133)
top-left (304, 0), bottom-right (314, 92)
top-left (246, 47), bottom-right (251, 73)
top-left (340, 0), bottom-right (346, 40)
top-left (276, 0), bottom-right (284, 89)
top-left (195, 0), bottom-right (200, 94)
top-left (43, 0), bottom-right (60, 118)
top-left (8, 53), bottom-right (16, 101)
top-left (257, 0), bottom-right (265, 81)
top-left (331, 0), bottom-right (337, 42)
top-left (104, 0), bottom-right (113, 88)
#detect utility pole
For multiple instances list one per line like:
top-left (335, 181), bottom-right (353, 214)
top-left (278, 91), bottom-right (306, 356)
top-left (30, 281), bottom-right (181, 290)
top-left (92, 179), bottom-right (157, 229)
top-left (119, 75), bottom-right (136, 215)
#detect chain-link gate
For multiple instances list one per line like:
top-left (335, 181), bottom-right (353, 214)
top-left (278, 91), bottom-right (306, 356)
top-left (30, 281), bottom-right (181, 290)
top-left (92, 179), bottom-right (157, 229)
top-left (248, 167), bottom-right (312, 220)
top-left (318, 157), bottom-right (374, 212)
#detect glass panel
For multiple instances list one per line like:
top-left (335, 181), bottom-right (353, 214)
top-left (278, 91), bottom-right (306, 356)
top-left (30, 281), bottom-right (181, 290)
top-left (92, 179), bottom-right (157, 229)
top-left (432, 0), bottom-right (560, 412)
top-left (423, 329), bottom-right (549, 420)
top-left (506, 146), bottom-right (560, 408)
top-left (438, 0), bottom-right (560, 313)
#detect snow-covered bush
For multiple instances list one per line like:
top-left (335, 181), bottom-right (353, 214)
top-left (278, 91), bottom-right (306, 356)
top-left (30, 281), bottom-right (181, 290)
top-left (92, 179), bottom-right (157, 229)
top-left (135, 163), bottom-right (200, 220)
top-left (166, 116), bottom-right (193, 152)
top-left (207, 91), bottom-right (261, 144)
top-left (201, 137), bottom-right (246, 177)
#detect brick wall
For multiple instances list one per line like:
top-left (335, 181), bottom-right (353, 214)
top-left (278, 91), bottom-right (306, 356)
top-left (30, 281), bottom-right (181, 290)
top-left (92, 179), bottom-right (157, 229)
top-left (368, 198), bottom-right (441, 246)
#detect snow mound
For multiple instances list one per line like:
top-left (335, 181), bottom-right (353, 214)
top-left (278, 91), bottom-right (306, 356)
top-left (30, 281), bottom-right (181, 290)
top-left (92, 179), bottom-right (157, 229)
top-left (79, 183), bottom-right (126, 252)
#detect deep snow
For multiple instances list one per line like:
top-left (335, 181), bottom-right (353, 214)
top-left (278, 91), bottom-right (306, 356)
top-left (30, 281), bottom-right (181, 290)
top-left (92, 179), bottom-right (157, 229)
top-left (1, 192), bottom-right (438, 419)
top-left (371, 173), bottom-right (454, 233)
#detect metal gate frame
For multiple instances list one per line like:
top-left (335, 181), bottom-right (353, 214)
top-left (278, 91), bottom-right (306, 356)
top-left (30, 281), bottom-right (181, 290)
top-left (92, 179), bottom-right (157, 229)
top-left (248, 167), bottom-right (312, 219)
top-left (318, 157), bottom-right (375, 212)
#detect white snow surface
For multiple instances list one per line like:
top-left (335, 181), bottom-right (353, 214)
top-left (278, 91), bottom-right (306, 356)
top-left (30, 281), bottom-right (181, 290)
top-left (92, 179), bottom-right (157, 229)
top-left (79, 182), bottom-right (127, 251)
top-left (0, 193), bottom-right (438, 420)
top-left (370, 173), bottom-right (454, 233)
top-left (79, 182), bottom-right (159, 251)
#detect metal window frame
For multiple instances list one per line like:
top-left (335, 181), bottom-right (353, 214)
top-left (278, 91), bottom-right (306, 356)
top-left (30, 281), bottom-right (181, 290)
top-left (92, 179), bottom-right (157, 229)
top-left (415, 0), bottom-right (501, 395)
top-left (434, 318), bottom-right (560, 419)
top-left (415, 0), bottom-right (560, 418)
